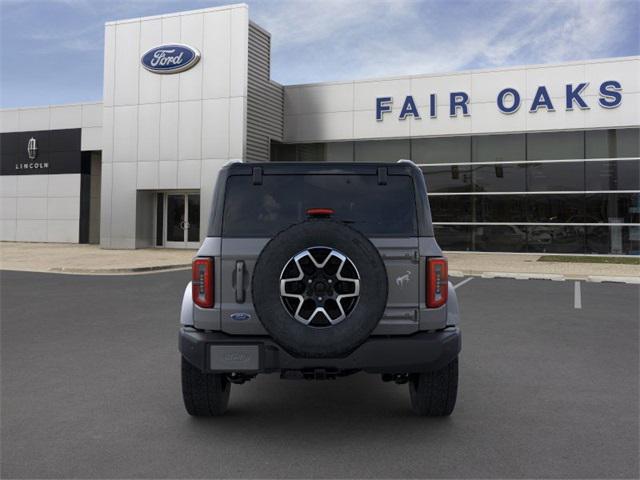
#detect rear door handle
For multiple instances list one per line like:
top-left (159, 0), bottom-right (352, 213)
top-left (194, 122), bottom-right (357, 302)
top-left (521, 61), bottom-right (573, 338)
top-left (235, 261), bottom-right (245, 303)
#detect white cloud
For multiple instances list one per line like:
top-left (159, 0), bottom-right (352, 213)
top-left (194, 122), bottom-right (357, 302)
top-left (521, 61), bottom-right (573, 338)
top-left (253, 0), bottom-right (634, 84)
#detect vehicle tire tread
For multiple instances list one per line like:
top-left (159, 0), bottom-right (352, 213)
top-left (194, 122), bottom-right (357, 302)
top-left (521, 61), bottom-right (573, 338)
top-left (409, 357), bottom-right (458, 416)
top-left (181, 357), bottom-right (230, 416)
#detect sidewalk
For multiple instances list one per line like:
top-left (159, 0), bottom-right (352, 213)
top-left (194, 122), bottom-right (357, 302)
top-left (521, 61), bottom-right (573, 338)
top-left (1, 242), bottom-right (638, 282)
top-left (445, 252), bottom-right (640, 283)
top-left (0, 242), bottom-right (194, 274)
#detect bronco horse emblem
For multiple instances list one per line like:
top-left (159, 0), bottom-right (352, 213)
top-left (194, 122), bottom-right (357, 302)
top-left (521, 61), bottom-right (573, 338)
top-left (395, 270), bottom-right (411, 287)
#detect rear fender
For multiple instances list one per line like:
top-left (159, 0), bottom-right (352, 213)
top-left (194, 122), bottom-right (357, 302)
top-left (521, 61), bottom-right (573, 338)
top-left (180, 282), bottom-right (194, 326)
top-left (446, 281), bottom-right (460, 326)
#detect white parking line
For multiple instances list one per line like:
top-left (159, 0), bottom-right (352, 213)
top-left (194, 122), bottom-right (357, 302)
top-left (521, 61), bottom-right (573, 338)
top-left (453, 277), bottom-right (474, 290)
top-left (574, 281), bottom-right (582, 309)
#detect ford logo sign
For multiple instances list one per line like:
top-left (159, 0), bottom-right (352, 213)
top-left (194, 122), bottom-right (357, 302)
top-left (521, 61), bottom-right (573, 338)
top-left (230, 312), bottom-right (251, 321)
top-left (141, 44), bottom-right (200, 74)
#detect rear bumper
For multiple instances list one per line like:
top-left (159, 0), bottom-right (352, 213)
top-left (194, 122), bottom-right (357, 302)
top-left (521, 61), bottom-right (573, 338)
top-left (179, 327), bottom-right (461, 374)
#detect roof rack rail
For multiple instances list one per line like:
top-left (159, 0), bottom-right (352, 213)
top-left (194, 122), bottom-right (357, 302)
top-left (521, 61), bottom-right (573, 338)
top-left (224, 159), bottom-right (243, 167)
top-left (397, 159), bottom-right (416, 165)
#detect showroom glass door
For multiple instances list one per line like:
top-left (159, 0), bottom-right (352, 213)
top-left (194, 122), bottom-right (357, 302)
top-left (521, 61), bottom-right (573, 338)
top-left (164, 193), bottom-right (200, 248)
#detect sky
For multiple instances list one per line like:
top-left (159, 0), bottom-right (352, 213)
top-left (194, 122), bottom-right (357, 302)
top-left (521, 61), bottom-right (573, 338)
top-left (0, 0), bottom-right (638, 108)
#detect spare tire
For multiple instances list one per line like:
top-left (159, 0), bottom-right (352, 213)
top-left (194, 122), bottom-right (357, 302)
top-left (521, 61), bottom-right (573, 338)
top-left (252, 219), bottom-right (388, 358)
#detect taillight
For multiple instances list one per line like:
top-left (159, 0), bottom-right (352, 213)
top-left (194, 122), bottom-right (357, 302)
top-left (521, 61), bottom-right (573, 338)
top-left (192, 257), bottom-right (214, 308)
top-left (306, 208), bottom-right (334, 217)
top-left (427, 257), bottom-right (448, 308)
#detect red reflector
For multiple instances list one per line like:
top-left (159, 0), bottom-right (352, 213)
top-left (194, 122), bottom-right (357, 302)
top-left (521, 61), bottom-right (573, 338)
top-left (427, 257), bottom-right (448, 308)
top-left (192, 257), bottom-right (214, 308)
top-left (306, 208), bottom-right (335, 217)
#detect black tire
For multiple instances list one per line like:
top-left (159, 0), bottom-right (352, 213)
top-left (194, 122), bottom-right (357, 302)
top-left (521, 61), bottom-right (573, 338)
top-left (409, 357), bottom-right (458, 416)
top-left (181, 357), bottom-right (230, 416)
top-left (252, 219), bottom-right (388, 358)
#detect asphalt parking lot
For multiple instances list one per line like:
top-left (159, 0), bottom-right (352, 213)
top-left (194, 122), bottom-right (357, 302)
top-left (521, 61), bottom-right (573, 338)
top-left (1, 270), bottom-right (638, 479)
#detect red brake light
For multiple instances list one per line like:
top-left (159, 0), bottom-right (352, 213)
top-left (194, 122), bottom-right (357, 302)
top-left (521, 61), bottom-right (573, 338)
top-left (306, 208), bottom-right (334, 217)
top-left (192, 257), bottom-right (214, 308)
top-left (427, 257), bottom-right (448, 308)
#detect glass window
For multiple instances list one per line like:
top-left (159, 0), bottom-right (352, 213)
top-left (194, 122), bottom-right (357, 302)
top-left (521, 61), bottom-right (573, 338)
top-left (155, 193), bottom-right (163, 246)
top-left (526, 161), bottom-right (585, 191)
top-left (434, 225), bottom-right (472, 251)
top-left (472, 133), bottom-right (525, 162)
top-left (587, 226), bottom-right (640, 255)
top-left (422, 165), bottom-right (473, 193)
top-left (473, 225), bottom-right (528, 252)
top-left (429, 196), bottom-right (473, 222)
top-left (475, 195), bottom-right (527, 223)
top-left (472, 163), bottom-right (526, 192)
top-left (270, 143), bottom-right (297, 162)
top-left (272, 142), bottom-right (355, 162)
top-left (527, 131), bottom-right (584, 160)
top-left (411, 136), bottom-right (470, 164)
top-left (585, 128), bottom-right (640, 158)
top-left (354, 139), bottom-right (410, 163)
top-left (526, 194), bottom-right (585, 223)
top-left (222, 174), bottom-right (418, 237)
top-left (526, 226), bottom-right (585, 254)
top-left (296, 144), bottom-right (326, 162)
top-left (187, 194), bottom-right (200, 242)
top-left (585, 160), bottom-right (640, 191)
top-left (585, 192), bottom-right (640, 224)
top-left (325, 142), bottom-right (353, 162)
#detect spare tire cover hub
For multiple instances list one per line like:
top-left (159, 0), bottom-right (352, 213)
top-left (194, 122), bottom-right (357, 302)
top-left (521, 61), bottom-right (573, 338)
top-left (252, 219), bottom-right (388, 358)
top-left (280, 247), bottom-right (360, 327)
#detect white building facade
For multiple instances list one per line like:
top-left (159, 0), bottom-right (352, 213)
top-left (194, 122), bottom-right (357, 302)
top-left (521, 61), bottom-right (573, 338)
top-left (1, 4), bottom-right (638, 254)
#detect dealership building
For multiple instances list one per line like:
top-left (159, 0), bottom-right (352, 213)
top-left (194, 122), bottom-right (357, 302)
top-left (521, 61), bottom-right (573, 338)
top-left (1, 4), bottom-right (638, 254)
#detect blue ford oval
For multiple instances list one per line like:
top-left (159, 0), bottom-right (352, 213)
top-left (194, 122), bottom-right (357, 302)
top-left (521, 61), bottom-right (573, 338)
top-left (230, 312), bottom-right (251, 322)
top-left (141, 44), bottom-right (200, 74)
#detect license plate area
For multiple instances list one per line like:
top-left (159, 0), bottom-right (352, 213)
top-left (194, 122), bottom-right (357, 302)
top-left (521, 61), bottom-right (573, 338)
top-left (209, 344), bottom-right (260, 372)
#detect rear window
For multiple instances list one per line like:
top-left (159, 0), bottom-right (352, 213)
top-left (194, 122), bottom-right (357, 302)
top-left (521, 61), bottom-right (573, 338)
top-left (222, 174), bottom-right (418, 237)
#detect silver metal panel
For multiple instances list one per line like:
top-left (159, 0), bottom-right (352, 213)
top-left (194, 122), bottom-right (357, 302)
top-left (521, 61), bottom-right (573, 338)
top-left (246, 23), bottom-right (283, 161)
top-left (418, 236), bottom-right (444, 257)
top-left (50, 105), bottom-right (82, 130)
top-left (81, 127), bottom-right (103, 151)
top-left (219, 238), bottom-right (269, 335)
top-left (18, 107), bottom-right (50, 131)
top-left (283, 57), bottom-right (640, 142)
top-left (370, 237), bottom-right (420, 334)
top-left (197, 236), bottom-right (222, 256)
top-left (180, 283), bottom-right (194, 326)
top-left (99, 5), bottom-right (250, 249)
top-left (113, 21), bottom-right (140, 107)
top-left (0, 174), bottom-right (80, 243)
top-left (211, 234), bottom-right (456, 335)
top-left (446, 282), bottom-right (460, 326)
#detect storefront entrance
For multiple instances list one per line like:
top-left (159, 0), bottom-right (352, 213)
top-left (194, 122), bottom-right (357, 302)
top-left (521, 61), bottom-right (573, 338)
top-left (162, 192), bottom-right (200, 248)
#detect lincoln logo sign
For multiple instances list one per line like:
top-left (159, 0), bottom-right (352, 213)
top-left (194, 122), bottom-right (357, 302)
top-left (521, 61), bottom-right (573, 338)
top-left (376, 80), bottom-right (622, 120)
top-left (27, 137), bottom-right (38, 160)
top-left (141, 44), bottom-right (200, 74)
top-left (16, 137), bottom-right (48, 171)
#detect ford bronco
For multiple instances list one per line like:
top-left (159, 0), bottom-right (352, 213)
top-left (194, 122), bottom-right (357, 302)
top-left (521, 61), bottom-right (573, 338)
top-left (179, 160), bottom-right (461, 416)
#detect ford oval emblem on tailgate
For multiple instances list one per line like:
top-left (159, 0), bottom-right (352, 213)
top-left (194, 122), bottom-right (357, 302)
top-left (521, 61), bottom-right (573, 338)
top-left (230, 312), bottom-right (251, 321)
top-left (141, 44), bottom-right (200, 74)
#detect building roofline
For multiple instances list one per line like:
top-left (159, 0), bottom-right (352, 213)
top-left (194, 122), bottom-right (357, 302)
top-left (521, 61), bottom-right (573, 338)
top-left (104, 2), bottom-right (248, 26)
top-left (0, 101), bottom-right (103, 113)
top-left (281, 55), bottom-right (640, 89)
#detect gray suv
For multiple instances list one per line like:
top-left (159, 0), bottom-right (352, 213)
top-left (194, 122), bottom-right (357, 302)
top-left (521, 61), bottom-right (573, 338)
top-left (179, 161), bottom-right (461, 416)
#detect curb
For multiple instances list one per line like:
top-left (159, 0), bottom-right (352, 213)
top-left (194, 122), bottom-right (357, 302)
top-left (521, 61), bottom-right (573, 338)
top-left (48, 264), bottom-right (191, 274)
top-left (587, 275), bottom-right (640, 284)
top-left (449, 270), bottom-right (640, 284)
